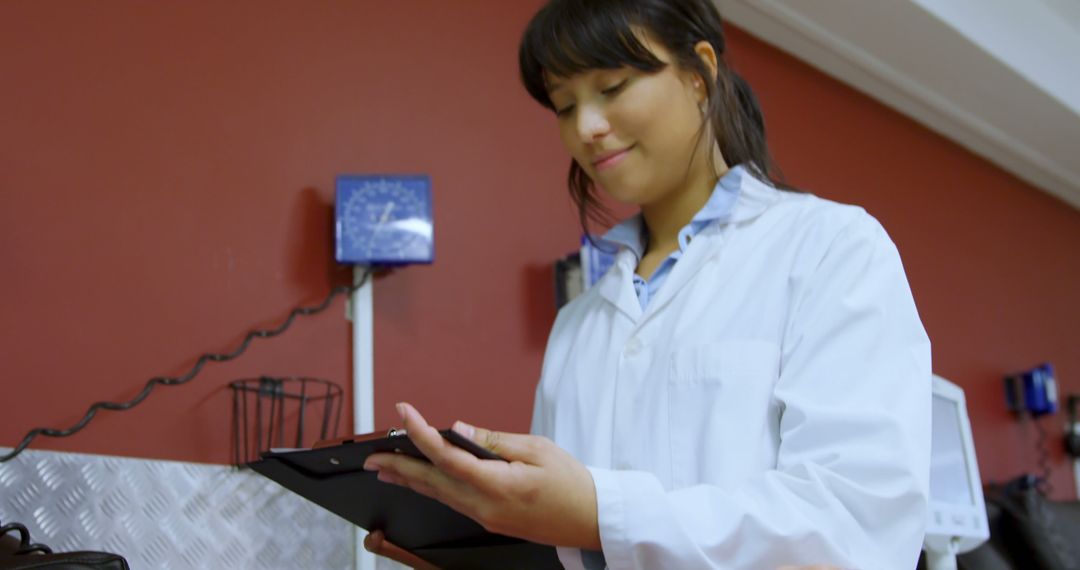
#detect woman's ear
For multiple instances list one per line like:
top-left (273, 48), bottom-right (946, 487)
top-left (692, 40), bottom-right (719, 101)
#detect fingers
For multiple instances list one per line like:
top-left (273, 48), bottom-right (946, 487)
top-left (364, 406), bottom-right (474, 506)
top-left (398, 402), bottom-right (445, 456)
top-left (396, 402), bottom-right (539, 466)
top-left (458, 421), bottom-right (547, 464)
top-left (370, 403), bottom-right (555, 511)
top-left (396, 402), bottom-right (551, 479)
top-left (364, 530), bottom-right (441, 570)
top-left (362, 530), bottom-right (384, 553)
top-left (374, 451), bottom-right (468, 504)
top-left (398, 403), bottom-right (483, 476)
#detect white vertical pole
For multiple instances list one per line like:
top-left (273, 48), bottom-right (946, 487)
top-left (1073, 456), bottom-right (1080, 499)
top-left (352, 265), bottom-right (376, 570)
top-left (1073, 417), bottom-right (1080, 497)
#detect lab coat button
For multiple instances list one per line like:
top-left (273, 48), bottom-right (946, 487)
top-left (623, 337), bottom-right (644, 357)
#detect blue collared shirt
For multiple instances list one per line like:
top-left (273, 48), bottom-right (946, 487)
top-left (599, 165), bottom-right (744, 311)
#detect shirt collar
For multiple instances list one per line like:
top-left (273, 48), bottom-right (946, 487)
top-left (599, 164), bottom-right (745, 259)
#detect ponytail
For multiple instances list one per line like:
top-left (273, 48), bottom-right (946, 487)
top-left (710, 70), bottom-right (780, 187)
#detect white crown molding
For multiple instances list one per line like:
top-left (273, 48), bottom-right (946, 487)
top-left (716, 0), bottom-right (1080, 210)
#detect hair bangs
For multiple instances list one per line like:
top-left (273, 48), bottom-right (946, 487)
top-left (519, 0), bottom-right (666, 111)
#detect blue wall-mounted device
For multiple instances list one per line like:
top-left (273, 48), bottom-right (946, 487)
top-left (1004, 363), bottom-right (1058, 417)
top-left (335, 175), bottom-right (434, 265)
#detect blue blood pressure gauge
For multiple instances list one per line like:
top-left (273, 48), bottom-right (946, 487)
top-left (335, 175), bottom-right (434, 265)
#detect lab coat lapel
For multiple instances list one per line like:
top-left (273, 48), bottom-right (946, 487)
top-left (638, 174), bottom-right (782, 322)
top-left (595, 248), bottom-right (644, 322)
top-left (639, 225), bottom-right (724, 322)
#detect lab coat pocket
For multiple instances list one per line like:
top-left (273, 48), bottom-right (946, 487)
top-left (667, 340), bottom-right (780, 488)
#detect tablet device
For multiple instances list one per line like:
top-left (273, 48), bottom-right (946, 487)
top-left (248, 429), bottom-right (561, 570)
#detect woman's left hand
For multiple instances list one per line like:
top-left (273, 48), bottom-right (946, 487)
top-left (363, 402), bottom-right (601, 550)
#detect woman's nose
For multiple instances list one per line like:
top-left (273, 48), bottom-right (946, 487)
top-left (576, 105), bottom-right (611, 142)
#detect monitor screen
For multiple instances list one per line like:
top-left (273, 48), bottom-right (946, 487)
top-left (930, 394), bottom-right (974, 506)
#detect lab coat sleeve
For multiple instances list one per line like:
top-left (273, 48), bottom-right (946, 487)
top-left (590, 213), bottom-right (932, 570)
top-left (531, 306), bottom-right (571, 438)
top-left (530, 375), bottom-right (550, 437)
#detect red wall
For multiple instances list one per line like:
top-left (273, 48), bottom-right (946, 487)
top-left (2, 2), bottom-right (1077, 498)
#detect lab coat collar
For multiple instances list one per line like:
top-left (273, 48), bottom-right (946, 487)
top-left (726, 168), bottom-right (782, 225)
top-left (640, 172), bottom-right (782, 319)
top-left (595, 247), bottom-right (644, 322)
top-left (600, 215), bottom-right (647, 261)
top-left (598, 166), bottom-right (743, 261)
top-left (594, 169), bottom-right (782, 322)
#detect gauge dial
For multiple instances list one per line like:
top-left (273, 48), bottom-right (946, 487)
top-left (335, 175), bottom-right (434, 265)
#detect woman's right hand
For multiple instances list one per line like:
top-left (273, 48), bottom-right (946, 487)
top-left (363, 530), bottom-right (441, 570)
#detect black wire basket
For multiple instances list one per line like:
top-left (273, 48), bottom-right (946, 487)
top-left (230, 376), bottom-right (343, 466)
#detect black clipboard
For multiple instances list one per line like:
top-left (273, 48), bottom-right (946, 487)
top-left (248, 429), bottom-right (561, 570)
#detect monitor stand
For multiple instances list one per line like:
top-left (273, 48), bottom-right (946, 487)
top-left (924, 538), bottom-right (960, 570)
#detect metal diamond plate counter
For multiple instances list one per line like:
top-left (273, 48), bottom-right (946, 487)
top-left (0, 448), bottom-right (352, 569)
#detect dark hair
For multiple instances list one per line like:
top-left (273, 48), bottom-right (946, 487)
top-left (518, 0), bottom-right (789, 232)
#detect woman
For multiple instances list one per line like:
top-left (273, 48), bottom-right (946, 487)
top-left (363, 0), bottom-right (931, 568)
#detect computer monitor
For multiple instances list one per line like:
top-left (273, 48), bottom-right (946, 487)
top-left (923, 375), bottom-right (990, 569)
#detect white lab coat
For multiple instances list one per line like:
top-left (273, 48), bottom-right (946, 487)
top-left (531, 173), bottom-right (932, 570)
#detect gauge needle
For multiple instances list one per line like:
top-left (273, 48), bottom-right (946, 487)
top-left (366, 202), bottom-right (396, 252)
top-left (377, 202), bottom-right (396, 225)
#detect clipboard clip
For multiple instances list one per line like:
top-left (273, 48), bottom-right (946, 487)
top-left (312, 428), bottom-right (407, 449)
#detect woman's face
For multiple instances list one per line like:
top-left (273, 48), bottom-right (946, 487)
top-left (546, 36), bottom-right (710, 207)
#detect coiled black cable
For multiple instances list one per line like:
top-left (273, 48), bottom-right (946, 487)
top-left (1033, 415), bottom-right (1054, 496)
top-left (0, 268), bottom-right (373, 463)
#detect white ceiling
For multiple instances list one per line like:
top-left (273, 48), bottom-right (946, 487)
top-left (716, 0), bottom-right (1080, 210)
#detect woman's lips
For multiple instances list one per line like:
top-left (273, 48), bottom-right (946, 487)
top-left (592, 146), bottom-right (634, 171)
